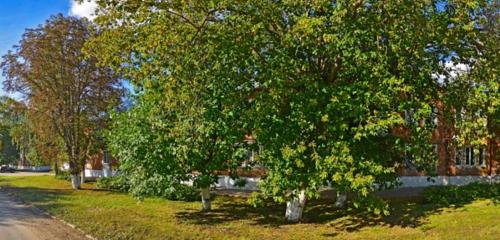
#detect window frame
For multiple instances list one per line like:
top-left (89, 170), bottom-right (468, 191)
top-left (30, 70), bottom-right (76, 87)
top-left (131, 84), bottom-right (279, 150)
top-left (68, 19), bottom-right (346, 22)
top-left (455, 146), bottom-right (487, 168)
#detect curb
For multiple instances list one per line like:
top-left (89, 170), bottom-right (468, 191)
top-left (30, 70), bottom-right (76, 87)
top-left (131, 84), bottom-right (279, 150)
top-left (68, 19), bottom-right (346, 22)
top-left (0, 186), bottom-right (98, 240)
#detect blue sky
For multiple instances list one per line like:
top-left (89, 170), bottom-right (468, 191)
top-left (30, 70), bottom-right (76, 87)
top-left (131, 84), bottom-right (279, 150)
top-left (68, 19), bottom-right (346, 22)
top-left (0, 0), bottom-right (95, 98)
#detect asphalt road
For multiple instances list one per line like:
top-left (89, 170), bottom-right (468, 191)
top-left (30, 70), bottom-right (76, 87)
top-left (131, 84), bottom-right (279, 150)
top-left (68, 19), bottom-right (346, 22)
top-left (0, 190), bottom-right (87, 240)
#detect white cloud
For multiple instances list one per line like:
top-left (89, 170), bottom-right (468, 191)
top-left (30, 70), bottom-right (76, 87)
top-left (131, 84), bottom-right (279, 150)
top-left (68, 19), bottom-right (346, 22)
top-left (69, 0), bottom-right (98, 20)
top-left (444, 62), bottom-right (470, 79)
top-left (432, 61), bottom-right (471, 84)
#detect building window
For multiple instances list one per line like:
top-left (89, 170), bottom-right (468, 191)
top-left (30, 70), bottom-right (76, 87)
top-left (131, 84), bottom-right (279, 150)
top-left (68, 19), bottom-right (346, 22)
top-left (465, 147), bottom-right (474, 165)
top-left (241, 145), bottom-right (263, 168)
top-left (247, 149), bottom-right (255, 162)
top-left (103, 151), bottom-right (110, 164)
top-left (241, 149), bottom-right (255, 168)
top-left (403, 144), bottom-right (439, 169)
top-left (478, 148), bottom-right (486, 166)
top-left (456, 146), bottom-right (486, 167)
top-left (426, 106), bottom-right (439, 127)
top-left (456, 147), bottom-right (462, 165)
top-left (404, 151), bottom-right (415, 169)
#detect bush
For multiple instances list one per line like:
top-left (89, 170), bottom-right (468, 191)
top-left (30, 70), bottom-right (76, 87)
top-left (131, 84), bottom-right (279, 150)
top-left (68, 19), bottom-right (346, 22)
top-left (161, 184), bottom-right (199, 201)
top-left (96, 175), bottom-right (130, 193)
top-left (55, 171), bottom-right (71, 181)
top-left (96, 175), bottom-right (198, 201)
top-left (423, 182), bottom-right (500, 205)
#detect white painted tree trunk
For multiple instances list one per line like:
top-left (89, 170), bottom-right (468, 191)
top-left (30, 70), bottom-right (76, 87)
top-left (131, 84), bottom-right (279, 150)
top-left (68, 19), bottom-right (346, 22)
top-left (335, 192), bottom-right (347, 208)
top-left (201, 187), bottom-right (211, 211)
top-left (285, 190), bottom-right (307, 222)
top-left (80, 169), bottom-right (86, 184)
top-left (71, 174), bottom-right (81, 189)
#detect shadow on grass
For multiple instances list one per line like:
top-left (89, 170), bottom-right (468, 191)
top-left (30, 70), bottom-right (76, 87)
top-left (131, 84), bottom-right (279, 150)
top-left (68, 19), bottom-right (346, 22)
top-left (176, 185), bottom-right (499, 234)
top-left (175, 197), bottom-right (437, 230)
top-left (1, 186), bottom-right (73, 205)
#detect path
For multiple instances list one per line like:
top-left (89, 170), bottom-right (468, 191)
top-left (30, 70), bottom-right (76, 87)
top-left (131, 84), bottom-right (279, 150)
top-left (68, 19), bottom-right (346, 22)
top-left (0, 190), bottom-right (87, 240)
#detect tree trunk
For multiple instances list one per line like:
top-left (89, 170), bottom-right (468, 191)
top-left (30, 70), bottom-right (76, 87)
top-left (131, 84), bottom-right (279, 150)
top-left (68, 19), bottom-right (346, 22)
top-left (285, 190), bottom-right (306, 222)
top-left (80, 169), bottom-right (86, 184)
top-left (335, 192), bottom-right (347, 208)
top-left (54, 162), bottom-right (59, 176)
top-left (201, 187), bottom-right (211, 211)
top-left (71, 174), bottom-right (81, 189)
top-left (20, 149), bottom-right (25, 166)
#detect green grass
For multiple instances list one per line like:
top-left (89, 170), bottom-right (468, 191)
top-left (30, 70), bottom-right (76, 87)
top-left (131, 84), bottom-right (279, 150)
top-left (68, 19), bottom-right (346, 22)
top-left (0, 176), bottom-right (499, 240)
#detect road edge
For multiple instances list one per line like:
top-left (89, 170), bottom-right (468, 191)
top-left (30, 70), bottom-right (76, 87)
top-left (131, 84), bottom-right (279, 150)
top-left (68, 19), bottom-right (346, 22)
top-left (0, 186), bottom-right (98, 240)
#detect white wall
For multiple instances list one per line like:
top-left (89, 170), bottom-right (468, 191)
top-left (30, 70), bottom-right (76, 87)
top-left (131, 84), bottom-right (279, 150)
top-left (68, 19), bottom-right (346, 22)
top-left (13, 165), bottom-right (51, 172)
top-left (90, 174), bottom-right (500, 189)
top-left (210, 175), bottom-right (500, 191)
top-left (215, 175), bottom-right (260, 190)
top-left (84, 169), bottom-right (117, 179)
top-left (398, 176), bottom-right (500, 187)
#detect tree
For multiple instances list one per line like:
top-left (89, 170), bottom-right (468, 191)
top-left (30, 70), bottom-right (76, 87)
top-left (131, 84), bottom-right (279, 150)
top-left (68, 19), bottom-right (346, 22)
top-left (222, 1), bottom-right (433, 220)
top-left (91, 1), bottom-right (249, 210)
top-left (438, 1), bottom-right (499, 173)
top-left (0, 97), bottom-right (59, 168)
top-left (89, 0), bottom-right (496, 221)
top-left (236, 0), bottom-right (498, 221)
top-left (0, 97), bottom-right (22, 165)
top-left (1, 14), bottom-right (123, 189)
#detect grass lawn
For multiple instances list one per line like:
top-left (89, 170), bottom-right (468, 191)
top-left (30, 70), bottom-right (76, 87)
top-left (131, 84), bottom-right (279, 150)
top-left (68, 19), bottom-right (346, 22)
top-left (0, 176), bottom-right (499, 240)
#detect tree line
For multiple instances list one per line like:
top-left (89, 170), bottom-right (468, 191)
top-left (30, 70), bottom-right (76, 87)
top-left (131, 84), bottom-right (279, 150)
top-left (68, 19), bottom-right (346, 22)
top-left (1, 1), bottom-right (498, 221)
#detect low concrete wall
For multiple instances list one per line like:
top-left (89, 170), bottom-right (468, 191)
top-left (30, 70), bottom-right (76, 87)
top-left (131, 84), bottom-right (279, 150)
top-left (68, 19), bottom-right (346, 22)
top-left (215, 175), bottom-right (260, 190)
top-left (13, 165), bottom-right (51, 172)
top-left (210, 175), bottom-right (500, 190)
top-left (84, 169), bottom-right (118, 179)
top-left (398, 176), bottom-right (500, 187)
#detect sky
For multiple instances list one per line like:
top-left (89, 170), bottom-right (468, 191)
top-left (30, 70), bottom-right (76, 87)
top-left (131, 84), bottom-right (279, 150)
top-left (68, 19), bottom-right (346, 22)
top-left (0, 0), bottom-right (96, 98)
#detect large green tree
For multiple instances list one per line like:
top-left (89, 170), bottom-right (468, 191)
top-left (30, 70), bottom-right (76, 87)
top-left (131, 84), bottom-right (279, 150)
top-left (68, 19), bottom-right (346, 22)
top-left (238, 0), bottom-right (497, 220)
top-left (89, 0), bottom-right (497, 221)
top-left (91, 1), bottom-right (249, 210)
top-left (221, 1), bottom-right (441, 220)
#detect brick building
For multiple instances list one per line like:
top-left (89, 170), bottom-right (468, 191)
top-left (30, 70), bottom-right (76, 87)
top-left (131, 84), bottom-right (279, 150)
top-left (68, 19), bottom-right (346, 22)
top-left (398, 104), bottom-right (499, 178)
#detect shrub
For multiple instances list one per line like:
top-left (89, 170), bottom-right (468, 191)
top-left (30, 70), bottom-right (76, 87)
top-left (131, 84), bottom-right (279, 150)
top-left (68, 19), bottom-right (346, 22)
top-left (97, 175), bottom-right (198, 201)
top-left (55, 171), bottom-right (71, 181)
top-left (96, 175), bottom-right (130, 193)
top-left (423, 182), bottom-right (500, 205)
top-left (161, 184), bottom-right (199, 201)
